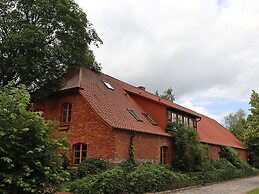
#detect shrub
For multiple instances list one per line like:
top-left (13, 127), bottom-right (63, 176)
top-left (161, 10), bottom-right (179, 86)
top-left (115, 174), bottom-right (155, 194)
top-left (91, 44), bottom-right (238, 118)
top-left (119, 159), bottom-right (138, 172)
top-left (219, 146), bottom-right (240, 166)
top-left (166, 121), bottom-right (208, 172)
top-left (69, 167), bottom-right (125, 194)
top-left (76, 158), bottom-right (109, 178)
top-left (67, 160), bottom-right (256, 194)
top-left (126, 163), bottom-right (194, 193)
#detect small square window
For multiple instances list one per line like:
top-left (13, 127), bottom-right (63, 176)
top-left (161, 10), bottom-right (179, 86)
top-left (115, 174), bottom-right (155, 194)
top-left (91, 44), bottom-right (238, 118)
top-left (128, 109), bottom-right (143, 122)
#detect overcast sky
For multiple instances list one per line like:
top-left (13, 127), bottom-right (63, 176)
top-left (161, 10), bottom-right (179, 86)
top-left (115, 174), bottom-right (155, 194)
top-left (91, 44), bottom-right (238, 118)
top-left (75, 0), bottom-right (259, 123)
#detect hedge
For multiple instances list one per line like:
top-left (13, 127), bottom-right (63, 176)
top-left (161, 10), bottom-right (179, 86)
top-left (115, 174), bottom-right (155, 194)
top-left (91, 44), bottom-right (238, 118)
top-left (67, 159), bottom-right (257, 194)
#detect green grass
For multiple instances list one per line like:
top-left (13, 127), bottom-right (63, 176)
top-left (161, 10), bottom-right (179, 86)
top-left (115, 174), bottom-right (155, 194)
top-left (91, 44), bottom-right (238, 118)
top-left (248, 188), bottom-right (259, 194)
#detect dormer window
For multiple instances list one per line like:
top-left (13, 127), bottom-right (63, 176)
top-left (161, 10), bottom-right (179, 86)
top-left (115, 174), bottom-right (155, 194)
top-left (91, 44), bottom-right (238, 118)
top-left (142, 113), bottom-right (157, 125)
top-left (103, 80), bottom-right (115, 90)
top-left (61, 103), bottom-right (72, 123)
top-left (167, 110), bottom-right (196, 128)
top-left (128, 109), bottom-right (143, 122)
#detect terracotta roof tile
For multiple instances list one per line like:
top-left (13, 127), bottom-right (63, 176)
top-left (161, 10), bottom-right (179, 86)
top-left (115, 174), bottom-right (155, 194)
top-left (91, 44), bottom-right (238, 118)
top-left (197, 114), bottom-right (245, 149)
top-left (61, 67), bottom-right (246, 149)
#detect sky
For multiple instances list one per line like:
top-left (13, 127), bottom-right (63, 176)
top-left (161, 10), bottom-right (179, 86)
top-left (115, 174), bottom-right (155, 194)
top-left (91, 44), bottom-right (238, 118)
top-left (75, 0), bottom-right (259, 123)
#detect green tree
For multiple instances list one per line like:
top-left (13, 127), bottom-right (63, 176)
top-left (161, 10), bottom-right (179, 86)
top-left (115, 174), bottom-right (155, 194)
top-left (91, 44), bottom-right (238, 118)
top-left (223, 109), bottom-right (246, 139)
top-left (165, 121), bottom-right (208, 171)
top-left (0, 0), bottom-right (102, 99)
top-left (0, 83), bottom-right (69, 194)
top-left (244, 91), bottom-right (259, 168)
top-left (157, 87), bottom-right (175, 102)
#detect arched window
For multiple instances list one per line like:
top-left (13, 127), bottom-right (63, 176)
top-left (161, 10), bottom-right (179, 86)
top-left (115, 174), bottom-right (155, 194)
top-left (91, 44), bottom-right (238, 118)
top-left (160, 146), bottom-right (168, 164)
top-left (61, 103), bottom-right (72, 123)
top-left (73, 143), bottom-right (87, 165)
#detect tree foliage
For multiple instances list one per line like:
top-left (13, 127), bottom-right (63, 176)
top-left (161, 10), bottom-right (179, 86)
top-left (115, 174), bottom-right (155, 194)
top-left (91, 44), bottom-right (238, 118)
top-left (244, 90), bottom-right (259, 168)
top-left (0, 0), bottom-right (102, 99)
top-left (223, 109), bottom-right (246, 139)
top-left (156, 87), bottom-right (175, 102)
top-left (0, 83), bottom-right (68, 193)
top-left (165, 121), bottom-right (208, 172)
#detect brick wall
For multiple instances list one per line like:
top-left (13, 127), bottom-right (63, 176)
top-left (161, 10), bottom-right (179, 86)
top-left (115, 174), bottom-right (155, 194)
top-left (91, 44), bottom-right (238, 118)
top-left (236, 148), bottom-right (248, 161)
top-left (35, 91), bottom-right (116, 163)
top-left (114, 129), bottom-right (173, 164)
top-left (206, 144), bottom-right (248, 161)
top-left (207, 144), bottom-right (221, 159)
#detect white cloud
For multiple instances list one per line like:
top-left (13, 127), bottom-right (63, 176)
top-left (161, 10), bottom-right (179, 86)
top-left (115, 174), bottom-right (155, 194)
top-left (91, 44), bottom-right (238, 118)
top-left (180, 100), bottom-right (230, 123)
top-left (75, 0), bottom-right (259, 118)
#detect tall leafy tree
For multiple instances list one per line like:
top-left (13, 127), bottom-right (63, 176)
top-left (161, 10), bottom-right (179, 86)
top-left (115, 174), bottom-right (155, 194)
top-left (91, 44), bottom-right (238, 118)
top-left (0, 83), bottom-right (68, 193)
top-left (156, 87), bottom-right (175, 102)
top-left (244, 91), bottom-right (259, 168)
top-left (223, 109), bottom-right (246, 139)
top-left (0, 0), bottom-right (102, 98)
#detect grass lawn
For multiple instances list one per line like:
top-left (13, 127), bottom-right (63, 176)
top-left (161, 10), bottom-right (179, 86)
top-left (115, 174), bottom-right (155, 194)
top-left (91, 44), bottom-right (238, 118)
top-left (248, 188), bottom-right (259, 194)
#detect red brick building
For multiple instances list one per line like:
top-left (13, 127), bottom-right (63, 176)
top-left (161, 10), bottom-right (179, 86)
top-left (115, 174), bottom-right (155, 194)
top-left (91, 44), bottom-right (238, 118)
top-left (35, 67), bottom-right (248, 166)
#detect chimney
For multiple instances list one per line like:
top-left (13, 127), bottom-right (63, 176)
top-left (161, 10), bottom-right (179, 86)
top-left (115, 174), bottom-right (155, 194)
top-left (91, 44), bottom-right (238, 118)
top-left (138, 86), bottom-right (145, 91)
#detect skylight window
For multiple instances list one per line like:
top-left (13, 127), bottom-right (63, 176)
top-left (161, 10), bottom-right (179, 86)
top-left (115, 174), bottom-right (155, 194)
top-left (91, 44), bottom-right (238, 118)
top-left (103, 80), bottom-right (114, 90)
top-left (127, 109), bottom-right (143, 122)
top-left (142, 113), bottom-right (157, 125)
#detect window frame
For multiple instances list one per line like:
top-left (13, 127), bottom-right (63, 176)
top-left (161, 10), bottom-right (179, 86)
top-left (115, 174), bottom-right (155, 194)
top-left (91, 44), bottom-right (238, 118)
top-left (61, 103), bottom-right (72, 124)
top-left (73, 143), bottom-right (87, 165)
top-left (102, 80), bottom-right (115, 90)
top-left (142, 113), bottom-right (157, 125)
top-left (167, 110), bottom-right (196, 128)
top-left (127, 108), bottom-right (143, 122)
top-left (160, 146), bottom-right (169, 164)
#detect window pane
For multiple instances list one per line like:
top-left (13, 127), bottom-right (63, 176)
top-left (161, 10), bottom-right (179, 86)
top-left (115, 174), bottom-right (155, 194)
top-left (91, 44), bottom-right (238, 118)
top-left (168, 111), bottom-right (172, 121)
top-left (189, 119), bottom-right (194, 127)
top-left (68, 105), bottom-right (72, 122)
top-left (184, 117), bottom-right (188, 125)
top-left (128, 109), bottom-right (143, 122)
top-left (82, 144), bottom-right (87, 150)
top-left (75, 151), bottom-right (80, 158)
top-left (75, 144), bottom-right (80, 151)
top-left (82, 150), bottom-right (86, 158)
top-left (172, 113), bottom-right (177, 122)
top-left (61, 103), bottom-right (72, 123)
top-left (160, 146), bottom-right (168, 164)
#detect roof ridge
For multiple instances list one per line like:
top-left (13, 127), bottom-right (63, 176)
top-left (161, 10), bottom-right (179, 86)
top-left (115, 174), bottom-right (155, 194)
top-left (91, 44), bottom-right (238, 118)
top-left (77, 66), bottom-right (83, 88)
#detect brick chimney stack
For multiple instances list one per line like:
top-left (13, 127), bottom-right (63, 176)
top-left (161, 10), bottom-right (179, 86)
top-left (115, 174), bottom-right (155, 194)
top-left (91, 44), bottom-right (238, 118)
top-left (138, 86), bottom-right (145, 91)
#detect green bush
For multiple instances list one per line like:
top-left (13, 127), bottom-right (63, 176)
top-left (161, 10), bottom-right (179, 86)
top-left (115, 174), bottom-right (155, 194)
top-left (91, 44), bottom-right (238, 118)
top-left (119, 159), bottom-right (138, 172)
top-left (191, 159), bottom-right (256, 185)
top-left (67, 159), bottom-right (256, 194)
top-left (126, 163), bottom-right (194, 193)
top-left (69, 167), bottom-right (125, 194)
top-left (76, 158), bottom-right (109, 178)
top-left (166, 121), bottom-right (208, 172)
top-left (219, 146), bottom-right (240, 166)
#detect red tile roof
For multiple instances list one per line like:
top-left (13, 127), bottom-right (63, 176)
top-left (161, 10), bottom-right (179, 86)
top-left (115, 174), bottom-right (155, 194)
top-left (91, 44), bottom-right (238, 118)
top-left (197, 114), bottom-right (245, 149)
top-left (61, 67), bottom-right (246, 149)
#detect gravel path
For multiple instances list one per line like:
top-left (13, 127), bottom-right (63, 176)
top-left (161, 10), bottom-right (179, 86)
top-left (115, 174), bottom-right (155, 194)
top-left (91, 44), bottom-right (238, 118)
top-left (156, 175), bottom-right (259, 194)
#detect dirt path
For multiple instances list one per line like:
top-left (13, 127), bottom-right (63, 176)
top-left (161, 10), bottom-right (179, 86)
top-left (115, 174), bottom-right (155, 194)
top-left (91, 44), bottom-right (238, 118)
top-left (156, 175), bottom-right (259, 194)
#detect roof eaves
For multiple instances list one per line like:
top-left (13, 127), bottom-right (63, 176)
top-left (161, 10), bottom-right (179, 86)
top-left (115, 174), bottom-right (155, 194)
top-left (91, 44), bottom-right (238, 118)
top-left (200, 141), bottom-right (247, 150)
top-left (113, 127), bottom-right (172, 137)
